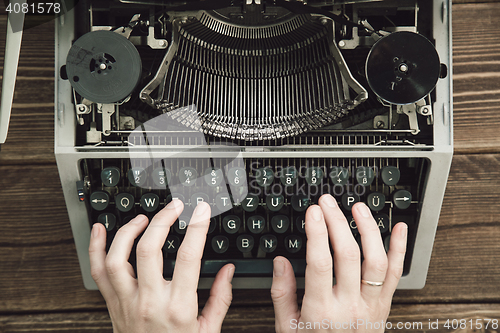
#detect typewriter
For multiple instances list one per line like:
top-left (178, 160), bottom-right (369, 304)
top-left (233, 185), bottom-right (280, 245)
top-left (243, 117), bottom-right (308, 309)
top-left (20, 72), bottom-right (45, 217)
top-left (54, 0), bottom-right (453, 289)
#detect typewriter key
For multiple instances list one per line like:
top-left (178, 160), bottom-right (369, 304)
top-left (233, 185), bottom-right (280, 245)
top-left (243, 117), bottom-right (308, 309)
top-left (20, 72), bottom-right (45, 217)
top-left (260, 235), bottom-right (278, 253)
top-left (90, 191), bottom-right (110, 211)
top-left (115, 193), bottom-right (134, 213)
top-left (101, 167), bottom-right (120, 187)
top-left (285, 235), bottom-right (303, 253)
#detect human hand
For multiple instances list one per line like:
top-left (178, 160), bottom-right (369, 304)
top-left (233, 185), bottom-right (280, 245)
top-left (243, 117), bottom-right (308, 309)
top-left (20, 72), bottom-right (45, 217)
top-left (89, 200), bottom-right (235, 333)
top-left (271, 194), bottom-right (407, 332)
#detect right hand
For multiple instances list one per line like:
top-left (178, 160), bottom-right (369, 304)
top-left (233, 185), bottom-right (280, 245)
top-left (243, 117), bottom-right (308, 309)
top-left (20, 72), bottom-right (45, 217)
top-left (271, 194), bottom-right (408, 332)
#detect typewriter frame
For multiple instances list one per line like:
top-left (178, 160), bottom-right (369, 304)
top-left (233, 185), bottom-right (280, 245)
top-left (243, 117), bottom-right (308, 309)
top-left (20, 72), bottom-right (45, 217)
top-left (55, 0), bottom-right (453, 290)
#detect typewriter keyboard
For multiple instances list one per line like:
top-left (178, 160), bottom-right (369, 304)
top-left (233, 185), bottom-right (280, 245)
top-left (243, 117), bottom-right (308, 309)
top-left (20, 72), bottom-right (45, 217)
top-left (80, 157), bottom-right (427, 277)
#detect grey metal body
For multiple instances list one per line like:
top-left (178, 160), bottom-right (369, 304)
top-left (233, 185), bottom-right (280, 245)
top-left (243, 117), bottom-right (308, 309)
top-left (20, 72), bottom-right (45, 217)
top-left (55, 0), bottom-right (453, 290)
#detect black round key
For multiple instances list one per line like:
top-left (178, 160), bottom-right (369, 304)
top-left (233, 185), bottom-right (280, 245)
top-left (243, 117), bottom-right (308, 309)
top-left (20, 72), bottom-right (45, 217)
top-left (166, 193), bottom-right (186, 205)
top-left (329, 166), bottom-right (349, 186)
top-left (97, 213), bottom-right (116, 231)
top-left (347, 215), bottom-right (358, 235)
top-left (163, 235), bottom-right (180, 254)
top-left (295, 216), bottom-right (305, 233)
top-left (236, 234), bottom-right (254, 253)
top-left (208, 217), bottom-right (217, 234)
top-left (204, 168), bottom-right (223, 187)
top-left (215, 193), bottom-right (232, 212)
top-left (247, 215), bottom-right (266, 234)
top-left (101, 167), bottom-right (120, 187)
top-left (179, 167), bottom-right (198, 186)
top-left (255, 167), bottom-right (274, 187)
top-left (367, 192), bottom-right (385, 212)
top-left (90, 191), bottom-right (110, 211)
top-left (306, 167), bottom-right (324, 186)
top-left (152, 166), bottom-right (171, 188)
top-left (227, 167), bottom-right (246, 187)
top-left (229, 186), bottom-right (249, 205)
top-left (374, 214), bottom-right (390, 233)
top-left (381, 166), bottom-right (400, 186)
top-left (355, 166), bottom-right (375, 186)
top-left (285, 235), bottom-right (303, 253)
top-left (271, 215), bottom-right (290, 233)
top-left (341, 193), bottom-right (360, 211)
top-left (174, 215), bottom-right (190, 234)
top-left (222, 215), bottom-right (241, 234)
top-left (393, 190), bottom-right (412, 209)
top-left (140, 193), bottom-right (160, 212)
top-left (291, 194), bottom-right (310, 212)
top-left (281, 166), bottom-right (298, 186)
top-left (259, 234), bottom-right (278, 253)
top-left (190, 192), bottom-right (210, 207)
top-left (266, 194), bottom-right (284, 212)
top-left (212, 235), bottom-right (229, 254)
top-left (128, 167), bottom-right (147, 187)
top-left (115, 193), bottom-right (135, 212)
top-left (121, 216), bottom-right (134, 225)
top-left (242, 194), bottom-right (259, 212)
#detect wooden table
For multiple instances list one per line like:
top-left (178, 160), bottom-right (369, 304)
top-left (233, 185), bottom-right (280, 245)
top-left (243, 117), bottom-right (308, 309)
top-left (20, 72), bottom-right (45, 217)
top-left (1, 2), bottom-right (499, 332)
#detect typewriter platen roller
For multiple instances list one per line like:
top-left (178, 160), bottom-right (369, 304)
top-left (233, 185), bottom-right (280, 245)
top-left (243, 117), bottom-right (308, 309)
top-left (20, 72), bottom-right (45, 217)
top-left (55, 0), bottom-right (453, 289)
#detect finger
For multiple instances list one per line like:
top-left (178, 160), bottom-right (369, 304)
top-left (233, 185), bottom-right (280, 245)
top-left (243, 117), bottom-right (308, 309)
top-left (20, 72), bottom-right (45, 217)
top-left (89, 223), bottom-right (116, 300)
top-left (318, 194), bottom-right (361, 299)
top-left (380, 222), bottom-right (407, 304)
top-left (352, 202), bottom-right (388, 301)
top-left (136, 199), bottom-right (183, 291)
top-left (105, 214), bottom-right (149, 297)
top-left (199, 264), bottom-right (235, 333)
top-left (171, 202), bottom-right (211, 296)
top-left (271, 257), bottom-right (299, 333)
top-left (304, 205), bottom-right (334, 302)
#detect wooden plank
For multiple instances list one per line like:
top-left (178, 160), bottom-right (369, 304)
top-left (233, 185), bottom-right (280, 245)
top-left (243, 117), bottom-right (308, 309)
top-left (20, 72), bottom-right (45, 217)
top-left (1, 304), bottom-right (500, 333)
top-left (0, 154), bottom-right (499, 311)
top-left (452, 3), bottom-right (500, 154)
top-left (0, 107), bottom-right (55, 165)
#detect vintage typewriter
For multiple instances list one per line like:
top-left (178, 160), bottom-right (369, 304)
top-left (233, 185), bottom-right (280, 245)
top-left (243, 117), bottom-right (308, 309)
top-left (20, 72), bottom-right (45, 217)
top-left (54, 0), bottom-right (453, 289)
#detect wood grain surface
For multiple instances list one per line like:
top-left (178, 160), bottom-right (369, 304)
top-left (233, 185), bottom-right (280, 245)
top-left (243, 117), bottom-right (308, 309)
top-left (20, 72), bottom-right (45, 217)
top-left (0, 2), bottom-right (499, 332)
top-left (2, 304), bottom-right (500, 333)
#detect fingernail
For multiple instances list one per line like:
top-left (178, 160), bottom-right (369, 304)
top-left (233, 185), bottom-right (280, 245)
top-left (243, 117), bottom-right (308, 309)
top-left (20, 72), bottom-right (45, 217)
top-left (195, 201), bottom-right (209, 216)
top-left (401, 223), bottom-right (408, 238)
top-left (167, 198), bottom-right (183, 211)
top-left (311, 206), bottom-right (323, 221)
top-left (132, 214), bottom-right (147, 224)
top-left (357, 203), bottom-right (371, 218)
top-left (91, 224), bottom-right (99, 238)
top-left (227, 265), bottom-right (235, 282)
top-left (273, 258), bottom-right (285, 277)
top-left (323, 194), bottom-right (337, 208)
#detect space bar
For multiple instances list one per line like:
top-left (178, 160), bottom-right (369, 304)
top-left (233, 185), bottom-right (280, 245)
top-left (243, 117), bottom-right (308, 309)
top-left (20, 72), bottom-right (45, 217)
top-left (164, 259), bottom-right (306, 277)
top-left (201, 259), bottom-right (306, 277)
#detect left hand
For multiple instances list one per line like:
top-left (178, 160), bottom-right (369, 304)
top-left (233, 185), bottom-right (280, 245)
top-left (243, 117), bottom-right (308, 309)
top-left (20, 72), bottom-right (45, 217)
top-left (89, 200), bottom-right (235, 333)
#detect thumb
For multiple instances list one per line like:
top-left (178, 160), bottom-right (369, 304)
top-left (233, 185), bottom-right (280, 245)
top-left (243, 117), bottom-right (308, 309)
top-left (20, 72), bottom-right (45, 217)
top-left (271, 257), bottom-right (300, 333)
top-left (199, 264), bottom-right (234, 333)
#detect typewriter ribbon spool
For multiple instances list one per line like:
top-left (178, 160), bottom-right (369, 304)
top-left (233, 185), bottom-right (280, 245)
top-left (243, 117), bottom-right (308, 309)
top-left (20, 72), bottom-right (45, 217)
top-left (65, 30), bottom-right (142, 104)
top-left (365, 31), bottom-right (441, 105)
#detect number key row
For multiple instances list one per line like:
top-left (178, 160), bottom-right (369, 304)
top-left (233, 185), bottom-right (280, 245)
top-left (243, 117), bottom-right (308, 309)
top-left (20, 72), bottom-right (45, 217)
top-left (99, 165), bottom-right (402, 188)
